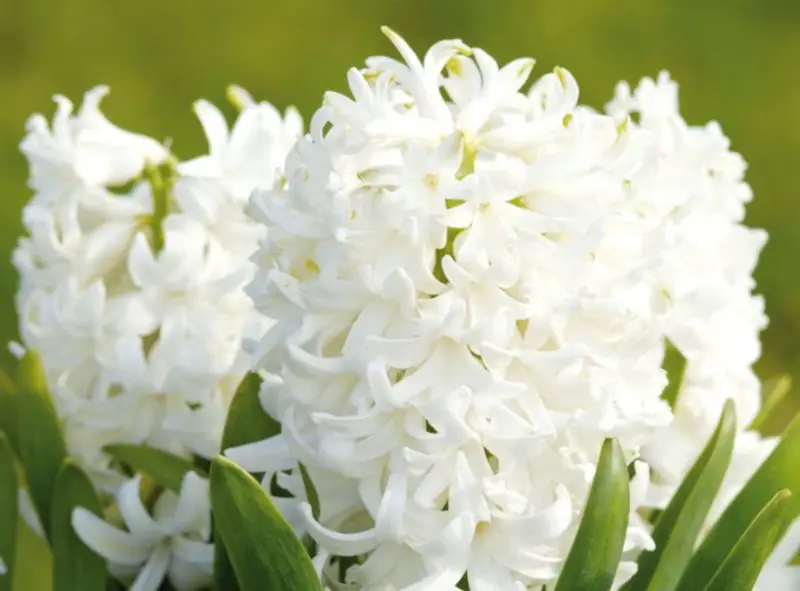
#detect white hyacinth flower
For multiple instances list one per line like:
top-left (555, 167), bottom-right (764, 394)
top-left (607, 71), bottom-right (795, 588)
top-left (236, 28), bottom-right (690, 590)
top-left (19, 86), bottom-right (168, 204)
top-left (15, 87), bottom-right (302, 488)
top-left (72, 472), bottom-right (213, 591)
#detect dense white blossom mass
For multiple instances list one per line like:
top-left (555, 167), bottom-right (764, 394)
top-left (606, 71), bottom-right (776, 525)
top-left (12, 27), bottom-right (799, 591)
top-left (229, 29), bottom-right (792, 590)
top-left (14, 85), bottom-right (301, 488)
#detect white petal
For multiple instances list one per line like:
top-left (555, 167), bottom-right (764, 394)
top-left (168, 553), bottom-right (214, 591)
top-left (72, 508), bottom-right (154, 566)
top-left (117, 476), bottom-right (168, 542)
top-left (171, 537), bottom-right (214, 565)
top-left (18, 488), bottom-right (45, 538)
top-left (127, 233), bottom-right (159, 289)
top-left (193, 100), bottom-right (229, 158)
top-left (224, 435), bottom-right (295, 473)
top-left (168, 472), bottom-right (211, 535)
top-left (491, 484), bottom-right (573, 542)
top-left (130, 541), bottom-right (172, 591)
top-left (300, 503), bottom-right (378, 557)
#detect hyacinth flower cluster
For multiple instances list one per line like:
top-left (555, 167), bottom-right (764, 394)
top-left (0, 26), bottom-right (799, 591)
top-left (8, 86), bottom-right (300, 589)
top-left (231, 29), bottom-right (798, 590)
top-left (14, 85), bottom-right (301, 485)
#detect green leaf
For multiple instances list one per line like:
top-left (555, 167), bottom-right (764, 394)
top-left (103, 443), bottom-right (197, 493)
top-left (214, 371), bottom-right (281, 591)
top-left (749, 375), bottom-right (792, 432)
top-left (791, 544), bottom-right (800, 566)
top-left (0, 369), bottom-right (18, 455)
top-left (220, 372), bottom-right (280, 451)
top-left (622, 400), bottom-right (736, 591)
top-left (677, 411), bottom-right (800, 589)
top-left (12, 516), bottom-right (52, 591)
top-left (51, 461), bottom-right (107, 591)
top-left (661, 339), bottom-right (687, 408)
top-left (0, 434), bottom-right (18, 591)
top-left (16, 350), bottom-right (68, 539)
top-left (554, 439), bottom-right (629, 591)
top-left (298, 463), bottom-right (320, 522)
top-left (210, 456), bottom-right (322, 591)
top-left (702, 490), bottom-right (795, 591)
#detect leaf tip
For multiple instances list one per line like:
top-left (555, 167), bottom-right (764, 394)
top-left (17, 349), bottom-right (47, 394)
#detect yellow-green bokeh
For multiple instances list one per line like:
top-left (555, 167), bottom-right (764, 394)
top-left (2, 0), bottom-right (799, 425)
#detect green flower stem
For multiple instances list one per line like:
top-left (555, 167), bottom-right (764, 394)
top-left (142, 161), bottom-right (177, 253)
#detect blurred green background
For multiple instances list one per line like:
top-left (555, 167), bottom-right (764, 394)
top-left (1, 0), bottom-right (800, 426)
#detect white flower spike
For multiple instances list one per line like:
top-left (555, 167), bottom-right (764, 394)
top-left (239, 29), bottom-right (680, 590)
top-left (13, 29), bottom-right (795, 591)
top-left (15, 87), bottom-right (302, 488)
top-left (232, 27), bottom-right (795, 590)
top-left (606, 70), bottom-right (785, 590)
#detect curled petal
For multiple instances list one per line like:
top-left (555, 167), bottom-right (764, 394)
top-left (300, 502), bottom-right (378, 557)
top-left (72, 508), bottom-right (154, 566)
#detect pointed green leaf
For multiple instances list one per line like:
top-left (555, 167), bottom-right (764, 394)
top-left (16, 350), bottom-right (68, 539)
top-left (0, 434), bottom-right (18, 591)
top-left (298, 463), bottom-right (320, 522)
top-left (220, 372), bottom-right (280, 451)
top-left (210, 456), bottom-right (322, 591)
top-left (554, 439), bottom-right (630, 591)
top-left (661, 339), bottom-right (687, 408)
top-left (677, 411), bottom-right (800, 589)
top-left (12, 515), bottom-right (52, 591)
top-left (214, 371), bottom-right (281, 591)
top-left (0, 369), bottom-right (18, 455)
top-left (702, 490), bottom-right (795, 591)
top-left (103, 443), bottom-right (197, 493)
top-left (622, 400), bottom-right (736, 591)
top-left (749, 375), bottom-right (792, 432)
top-left (51, 461), bottom-right (107, 591)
